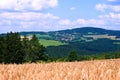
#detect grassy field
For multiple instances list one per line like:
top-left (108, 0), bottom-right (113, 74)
top-left (113, 42), bottom-right (120, 45)
top-left (0, 59), bottom-right (120, 80)
top-left (36, 34), bottom-right (52, 39)
top-left (39, 39), bottom-right (67, 47)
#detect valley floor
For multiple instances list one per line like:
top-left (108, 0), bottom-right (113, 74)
top-left (0, 59), bottom-right (120, 80)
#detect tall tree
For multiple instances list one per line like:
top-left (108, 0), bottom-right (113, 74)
top-left (25, 34), bottom-right (47, 62)
top-left (22, 35), bottom-right (31, 62)
top-left (0, 35), bottom-right (6, 63)
top-left (4, 32), bottom-right (25, 63)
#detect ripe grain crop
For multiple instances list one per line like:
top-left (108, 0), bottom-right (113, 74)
top-left (0, 59), bottom-right (120, 80)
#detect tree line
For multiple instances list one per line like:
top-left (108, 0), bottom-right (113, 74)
top-left (55, 50), bottom-right (120, 62)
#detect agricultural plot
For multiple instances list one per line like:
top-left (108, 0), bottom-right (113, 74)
top-left (36, 34), bottom-right (52, 39)
top-left (39, 39), bottom-right (67, 47)
top-left (0, 59), bottom-right (120, 80)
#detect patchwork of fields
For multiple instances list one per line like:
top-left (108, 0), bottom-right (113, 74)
top-left (0, 59), bottom-right (120, 80)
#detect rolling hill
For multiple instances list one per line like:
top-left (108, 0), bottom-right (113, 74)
top-left (18, 27), bottom-right (120, 57)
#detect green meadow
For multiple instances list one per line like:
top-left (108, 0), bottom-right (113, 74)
top-left (36, 34), bottom-right (52, 39)
top-left (39, 39), bottom-right (67, 47)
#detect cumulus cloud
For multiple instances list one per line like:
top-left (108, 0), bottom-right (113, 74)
top-left (0, 12), bottom-right (59, 21)
top-left (0, 11), bottom-right (119, 32)
top-left (0, 0), bottom-right (119, 33)
top-left (96, 4), bottom-right (120, 12)
top-left (0, 12), bottom-right (60, 32)
top-left (76, 19), bottom-right (105, 26)
top-left (99, 13), bottom-right (120, 19)
top-left (58, 18), bottom-right (105, 28)
top-left (1, 11), bottom-right (118, 32)
top-left (0, 0), bottom-right (58, 11)
top-left (98, 12), bottom-right (120, 28)
top-left (95, 4), bottom-right (107, 12)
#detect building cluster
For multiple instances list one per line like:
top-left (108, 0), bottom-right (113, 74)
top-left (20, 35), bottom-right (33, 41)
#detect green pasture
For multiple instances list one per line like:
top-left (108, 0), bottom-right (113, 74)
top-left (39, 39), bottom-right (67, 47)
top-left (36, 34), bottom-right (52, 38)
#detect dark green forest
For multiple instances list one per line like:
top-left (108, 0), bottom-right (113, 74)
top-left (0, 32), bottom-right (48, 64)
top-left (46, 39), bottom-right (120, 57)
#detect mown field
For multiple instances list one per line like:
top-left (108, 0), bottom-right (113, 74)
top-left (0, 59), bottom-right (120, 80)
top-left (36, 34), bottom-right (52, 39)
top-left (39, 39), bottom-right (67, 47)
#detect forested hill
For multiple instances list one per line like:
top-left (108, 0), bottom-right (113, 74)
top-left (19, 27), bottom-right (120, 42)
top-left (20, 27), bottom-right (120, 37)
top-left (50, 27), bottom-right (118, 35)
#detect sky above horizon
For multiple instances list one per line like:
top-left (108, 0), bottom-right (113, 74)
top-left (0, 0), bottom-right (120, 33)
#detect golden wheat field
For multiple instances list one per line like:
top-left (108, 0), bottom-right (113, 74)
top-left (0, 59), bottom-right (120, 80)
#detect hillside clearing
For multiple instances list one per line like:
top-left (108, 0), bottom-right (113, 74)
top-left (39, 39), bottom-right (67, 47)
top-left (36, 34), bottom-right (52, 39)
top-left (0, 59), bottom-right (120, 80)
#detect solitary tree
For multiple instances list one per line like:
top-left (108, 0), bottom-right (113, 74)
top-left (67, 50), bottom-right (78, 62)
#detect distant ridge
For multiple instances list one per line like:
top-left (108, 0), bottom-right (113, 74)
top-left (19, 27), bottom-right (120, 34)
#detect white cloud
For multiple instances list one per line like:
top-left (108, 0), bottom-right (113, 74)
top-left (76, 19), bottom-right (86, 25)
top-left (98, 13), bottom-right (120, 27)
top-left (110, 6), bottom-right (120, 12)
top-left (99, 13), bottom-right (120, 19)
top-left (0, 0), bottom-right (58, 11)
top-left (0, 12), bottom-right (59, 21)
top-left (76, 19), bottom-right (105, 26)
top-left (95, 4), bottom-right (107, 12)
top-left (58, 18), bottom-right (105, 27)
top-left (96, 4), bottom-right (120, 12)
top-left (0, 10), bottom-right (107, 32)
top-left (0, 12), bottom-right (60, 32)
top-left (0, 10), bottom-right (119, 32)
top-left (108, 0), bottom-right (117, 2)
top-left (94, 0), bottom-right (120, 29)
top-left (59, 19), bottom-right (72, 25)
top-left (73, 12), bottom-right (120, 30)
top-left (0, 0), bottom-right (119, 33)
top-left (70, 7), bottom-right (76, 10)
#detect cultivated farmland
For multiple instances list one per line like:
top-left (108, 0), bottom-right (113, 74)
top-left (0, 59), bottom-right (120, 80)
top-left (39, 39), bottom-right (67, 47)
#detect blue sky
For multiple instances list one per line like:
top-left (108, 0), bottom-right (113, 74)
top-left (0, 0), bottom-right (120, 33)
